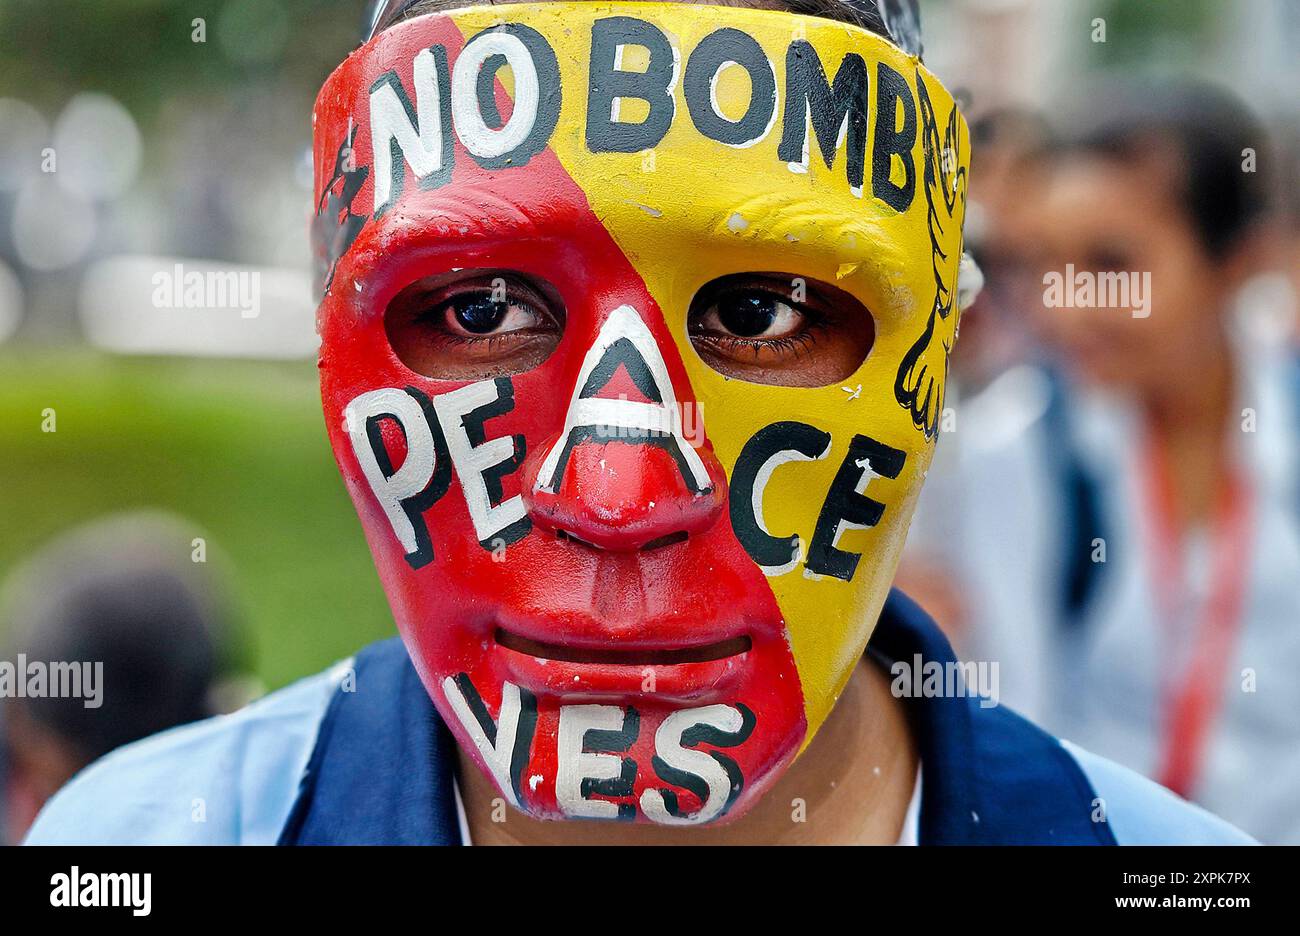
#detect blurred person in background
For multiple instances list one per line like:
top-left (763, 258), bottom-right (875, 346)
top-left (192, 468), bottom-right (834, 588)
top-left (898, 107), bottom-right (1052, 635)
top-left (0, 512), bottom-right (247, 844)
top-left (949, 108), bottom-right (1054, 394)
top-left (912, 80), bottom-right (1299, 842)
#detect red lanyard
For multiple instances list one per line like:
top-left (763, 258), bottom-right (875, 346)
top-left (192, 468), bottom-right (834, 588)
top-left (1140, 436), bottom-right (1253, 799)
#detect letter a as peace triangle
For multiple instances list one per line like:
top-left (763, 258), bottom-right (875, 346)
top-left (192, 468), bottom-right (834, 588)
top-left (534, 306), bottom-right (711, 494)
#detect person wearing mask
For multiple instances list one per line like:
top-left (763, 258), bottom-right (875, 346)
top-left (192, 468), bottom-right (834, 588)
top-left (27, 2), bottom-right (1251, 846)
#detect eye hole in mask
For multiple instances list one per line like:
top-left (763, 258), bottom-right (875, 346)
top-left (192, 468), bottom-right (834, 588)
top-left (384, 270), bottom-right (566, 379)
top-left (687, 273), bottom-right (875, 387)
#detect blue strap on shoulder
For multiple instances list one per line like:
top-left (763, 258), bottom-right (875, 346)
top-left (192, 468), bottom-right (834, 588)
top-left (872, 590), bottom-right (1116, 844)
top-left (277, 638), bottom-right (462, 845)
top-left (1040, 369), bottom-right (1110, 633)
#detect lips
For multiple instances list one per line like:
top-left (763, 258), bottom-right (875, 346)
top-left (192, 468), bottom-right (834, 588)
top-left (492, 624), bottom-right (755, 703)
top-left (495, 627), bottom-right (751, 665)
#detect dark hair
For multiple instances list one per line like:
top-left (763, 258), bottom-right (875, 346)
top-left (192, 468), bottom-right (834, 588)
top-left (382, 0), bottom-right (896, 42)
top-left (1057, 81), bottom-right (1269, 259)
top-left (1, 515), bottom-right (240, 764)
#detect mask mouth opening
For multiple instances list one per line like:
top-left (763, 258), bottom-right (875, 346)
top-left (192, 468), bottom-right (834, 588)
top-left (555, 529), bottom-right (690, 553)
top-left (494, 628), bottom-right (752, 665)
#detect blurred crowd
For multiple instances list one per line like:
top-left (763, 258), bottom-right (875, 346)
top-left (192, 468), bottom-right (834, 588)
top-left (900, 81), bottom-right (1300, 843)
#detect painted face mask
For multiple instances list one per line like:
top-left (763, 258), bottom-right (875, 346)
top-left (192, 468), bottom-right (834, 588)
top-left (313, 1), bottom-right (969, 825)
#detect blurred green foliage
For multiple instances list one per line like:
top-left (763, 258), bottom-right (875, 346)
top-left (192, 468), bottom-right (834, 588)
top-left (0, 0), bottom-right (361, 121)
top-left (0, 351), bottom-right (394, 690)
top-left (1088, 0), bottom-right (1221, 68)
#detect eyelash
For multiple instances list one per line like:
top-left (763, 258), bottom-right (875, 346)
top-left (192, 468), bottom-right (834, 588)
top-left (699, 322), bottom-right (826, 360)
top-left (413, 290), bottom-right (493, 323)
top-left (435, 332), bottom-right (513, 349)
top-left (694, 291), bottom-right (826, 337)
top-left (413, 289), bottom-right (549, 341)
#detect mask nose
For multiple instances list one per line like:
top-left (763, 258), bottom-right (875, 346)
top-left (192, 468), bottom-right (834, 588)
top-left (521, 304), bottom-right (726, 552)
top-left (522, 432), bottom-right (727, 552)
